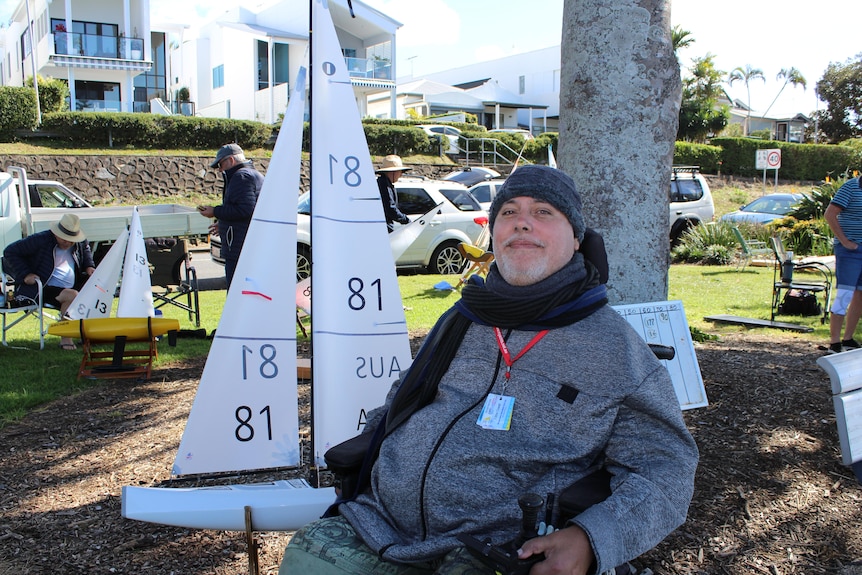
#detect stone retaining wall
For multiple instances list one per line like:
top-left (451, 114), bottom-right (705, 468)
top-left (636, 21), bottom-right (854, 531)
top-left (0, 155), bottom-right (470, 205)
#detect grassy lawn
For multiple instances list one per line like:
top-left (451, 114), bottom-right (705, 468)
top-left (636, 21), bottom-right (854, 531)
top-left (0, 262), bottom-right (831, 427)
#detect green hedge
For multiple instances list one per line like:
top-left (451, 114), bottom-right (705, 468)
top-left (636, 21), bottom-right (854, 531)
top-left (710, 137), bottom-right (861, 180)
top-left (673, 141), bottom-right (722, 172)
top-left (0, 87), bottom-right (39, 141)
top-left (39, 112), bottom-right (272, 149)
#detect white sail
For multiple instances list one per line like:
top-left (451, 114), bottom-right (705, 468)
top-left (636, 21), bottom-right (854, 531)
top-left (67, 229), bottom-right (128, 319)
top-left (171, 65), bottom-right (307, 476)
top-left (389, 204), bottom-right (442, 262)
top-left (117, 207), bottom-right (155, 318)
top-left (123, 0), bottom-right (414, 528)
top-left (309, 0), bottom-right (413, 465)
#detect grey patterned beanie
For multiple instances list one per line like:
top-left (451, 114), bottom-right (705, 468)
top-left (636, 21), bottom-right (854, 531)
top-left (488, 165), bottom-right (585, 242)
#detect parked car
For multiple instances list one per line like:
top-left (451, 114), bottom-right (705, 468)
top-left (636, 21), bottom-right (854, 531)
top-left (488, 128), bottom-right (535, 140)
top-left (442, 166), bottom-right (501, 188)
top-left (670, 166), bottom-right (714, 246)
top-left (415, 124), bottom-right (462, 155)
top-left (467, 178), bottom-right (507, 211)
top-left (210, 178), bottom-right (490, 277)
top-left (720, 193), bottom-right (805, 225)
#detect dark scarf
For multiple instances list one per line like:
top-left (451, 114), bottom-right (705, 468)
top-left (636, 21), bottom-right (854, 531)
top-left (456, 252), bottom-right (606, 329)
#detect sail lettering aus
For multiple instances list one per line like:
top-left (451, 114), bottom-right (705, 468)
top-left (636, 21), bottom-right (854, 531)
top-left (355, 355), bottom-right (403, 379)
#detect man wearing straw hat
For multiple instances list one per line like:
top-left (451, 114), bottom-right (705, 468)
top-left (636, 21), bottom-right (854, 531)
top-left (3, 213), bottom-right (96, 349)
top-left (376, 155), bottom-right (412, 233)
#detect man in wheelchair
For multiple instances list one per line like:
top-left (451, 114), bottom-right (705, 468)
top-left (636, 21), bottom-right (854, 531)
top-left (280, 166), bottom-right (698, 574)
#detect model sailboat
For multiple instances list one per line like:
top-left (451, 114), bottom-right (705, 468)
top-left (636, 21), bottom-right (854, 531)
top-left (49, 206), bottom-right (179, 340)
top-left (122, 0), bottom-right (412, 530)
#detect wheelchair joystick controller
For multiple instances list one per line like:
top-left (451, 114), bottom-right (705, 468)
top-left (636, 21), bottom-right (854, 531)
top-left (457, 492), bottom-right (547, 575)
top-left (515, 492), bottom-right (544, 545)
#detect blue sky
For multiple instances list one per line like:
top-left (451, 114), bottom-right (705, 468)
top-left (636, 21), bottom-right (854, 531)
top-left (2, 0), bottom-right (858, 118)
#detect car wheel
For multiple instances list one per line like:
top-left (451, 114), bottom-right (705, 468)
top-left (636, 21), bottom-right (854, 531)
top-left (670, 221), bottom-right (692, 247)
top-left (296, 244), bottom-right (311, 281)
top-left (430, 241), bottom-right (466, 275)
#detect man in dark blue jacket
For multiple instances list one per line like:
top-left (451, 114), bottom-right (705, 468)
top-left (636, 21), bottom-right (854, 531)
top-left (198, 144), bottom-right (264, 287)
top-left (3, 213), bottom-right (95, 349)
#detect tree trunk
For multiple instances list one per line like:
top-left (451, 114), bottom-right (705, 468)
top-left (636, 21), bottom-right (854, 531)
top-left (559, 0), bottom-right (680, 304)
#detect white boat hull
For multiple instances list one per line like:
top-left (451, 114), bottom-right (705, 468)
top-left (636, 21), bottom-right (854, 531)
top-left (121, 480), bottom-right (335, 531)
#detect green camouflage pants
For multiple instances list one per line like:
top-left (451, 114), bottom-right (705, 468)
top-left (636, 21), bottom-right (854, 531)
top-left (279, 515), bottom-right (492, 575)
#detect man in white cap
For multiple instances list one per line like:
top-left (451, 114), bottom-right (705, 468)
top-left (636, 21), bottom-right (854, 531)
top-left (375, 154), bottom-right (411, 233)
top-left (198, 143), bottom-right (264, 287)
top-left (4, 213), bottom-right (96, 349)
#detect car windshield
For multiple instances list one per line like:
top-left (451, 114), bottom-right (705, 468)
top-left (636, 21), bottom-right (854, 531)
top-left (443, 168), bottom-right (500, 187)
top-left (440, 188), bottom-right (482, 212)
top-left (297, 192), bottom-right (310, 214)
top-left (742, 196), bottom-right (799, 214)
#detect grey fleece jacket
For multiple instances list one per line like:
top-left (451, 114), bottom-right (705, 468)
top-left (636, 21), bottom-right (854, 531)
top-left (339, 305), bottom-right (699, 573)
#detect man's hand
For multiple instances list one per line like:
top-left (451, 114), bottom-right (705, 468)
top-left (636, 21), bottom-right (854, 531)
top-left (208, 222), bottom-right (219, 236)
top-left (85, 267), bottom-right (96, 276)
top-left (198, 205), bottom-right (216, 218)
top-left (517, 525), bottom-right (595, 575)
top-left (24, 273), bottom-right (39, 285)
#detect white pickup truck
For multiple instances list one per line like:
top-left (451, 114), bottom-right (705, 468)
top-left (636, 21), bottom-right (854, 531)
top-left (1, 166), bottom-right (210, 282)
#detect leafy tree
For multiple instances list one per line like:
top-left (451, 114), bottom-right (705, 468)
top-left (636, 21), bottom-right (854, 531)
top-left (813, 54), bottom-right (862, 143)
top-left (728, 64), bottom-right (765, 135)
top-left (762, 67), bottom-right (806, 119)
top-left (678, 54), bottom-right (729, 142)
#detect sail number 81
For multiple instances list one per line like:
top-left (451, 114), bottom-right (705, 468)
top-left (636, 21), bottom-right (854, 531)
top-left (348, 277), bottom-right (382, 311)
top-left (241, 344), bottom-right (278, 379)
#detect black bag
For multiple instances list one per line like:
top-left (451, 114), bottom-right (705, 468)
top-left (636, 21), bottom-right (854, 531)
top-left (778, 289), bottom-right (822, 316)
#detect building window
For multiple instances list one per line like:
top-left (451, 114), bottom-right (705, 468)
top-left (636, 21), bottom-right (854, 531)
top-left (273, 43), bottom-right (289, 85)
top-left (519, 75), bottom-right (525, 95)
top-left (74, 80), bottom-right (120, 111)
top-left (257, 40), bottom-right (269, 91)
top-left (213, 64), bottom-right (224, 89)
top-left (134, 32), bottom-right (167, 112)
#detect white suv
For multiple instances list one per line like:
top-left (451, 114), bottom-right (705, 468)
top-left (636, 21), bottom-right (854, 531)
top-left (670, 166), bottom-right (714, 246)
top-left (211, 178), bottom-right (490, 277)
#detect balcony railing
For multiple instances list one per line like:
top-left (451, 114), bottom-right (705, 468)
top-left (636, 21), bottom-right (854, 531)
top-left (53, 32), bottom-right (145, 61)
top-left (344, 57), bottom-right (391, 81)
top-left (73, 99), bottom-right (121, 112)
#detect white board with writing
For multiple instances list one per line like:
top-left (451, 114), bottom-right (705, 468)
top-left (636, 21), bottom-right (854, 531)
top-left (612, 300), bottom-right (708, 410)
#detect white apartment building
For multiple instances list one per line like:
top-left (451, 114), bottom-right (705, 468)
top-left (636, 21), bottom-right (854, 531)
top-left (177, 0), bottom-right (400, 124)
top-left (0, 0), bottom-right (155, 113)
top-left (1, 0), bottom-right (400, 123)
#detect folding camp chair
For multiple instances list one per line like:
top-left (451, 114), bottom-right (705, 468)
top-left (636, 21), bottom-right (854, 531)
top-left (456, 242), bottom-right (494, 288)
top-left (731, 226), bottom-right (771, 271)
top-left (769, 236), bottom-right (832, 324)
top-left (0, 258), bottom-right (59, 349)
top-left (148, 239), bottom-right (201, 327)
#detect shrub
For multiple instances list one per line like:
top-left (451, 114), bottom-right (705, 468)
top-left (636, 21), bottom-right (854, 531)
top-left (0, 87), bottom-right (39, 141)
top-left (25, 75), bottom-right (69, 113)
top-left (671, 222), bottom-right (737, 265)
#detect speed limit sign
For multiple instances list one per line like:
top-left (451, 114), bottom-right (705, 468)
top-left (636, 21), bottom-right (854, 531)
top-left (756, 148), bottom-right (781, 170)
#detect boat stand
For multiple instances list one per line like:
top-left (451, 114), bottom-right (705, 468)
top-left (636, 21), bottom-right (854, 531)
top-left (244, 506), bottom-right (260, 575)
top-left (79, 329), bottom-right (172, 380)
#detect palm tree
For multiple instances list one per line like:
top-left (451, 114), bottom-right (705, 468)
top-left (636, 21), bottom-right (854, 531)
top-left (728, 64), bottom-right (765, 135)
top-left (671, 25), bottom-right (694, 56)
top-left (762, 67), bottom-right (807, 119)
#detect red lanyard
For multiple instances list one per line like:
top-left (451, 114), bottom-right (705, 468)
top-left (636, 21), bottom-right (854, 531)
top-left (493, 327), bottom-right (549, 381)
